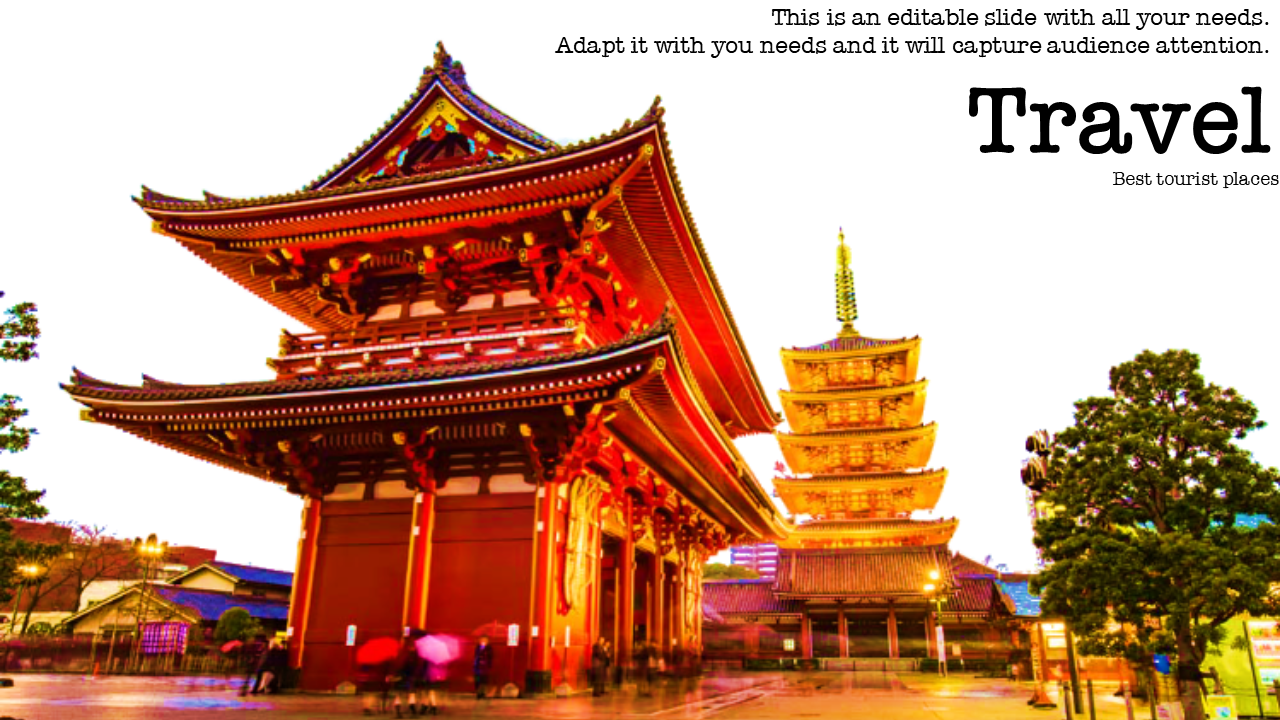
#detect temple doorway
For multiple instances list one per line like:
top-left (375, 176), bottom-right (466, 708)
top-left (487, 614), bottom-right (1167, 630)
top-left (897, 613), bottom-right (929, 658)
top-left (847, 616), bottom-right (890, 657)
top-left (597, 535), bottom-right (621, 651)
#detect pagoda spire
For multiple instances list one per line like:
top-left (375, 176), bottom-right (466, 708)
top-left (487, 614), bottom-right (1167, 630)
top-left (835, 227), bottom-right (858, 338)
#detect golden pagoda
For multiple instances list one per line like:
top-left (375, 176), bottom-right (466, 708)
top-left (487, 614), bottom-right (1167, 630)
top-left (774, 229), bottom-right (955, 549)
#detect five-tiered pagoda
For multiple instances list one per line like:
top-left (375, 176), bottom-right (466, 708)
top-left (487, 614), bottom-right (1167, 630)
top-left (706, 231), bottom-right (961, 662)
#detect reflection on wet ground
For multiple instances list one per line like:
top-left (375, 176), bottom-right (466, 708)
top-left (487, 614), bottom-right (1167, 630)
top-left (0, 670), bottom-right (1135, 720)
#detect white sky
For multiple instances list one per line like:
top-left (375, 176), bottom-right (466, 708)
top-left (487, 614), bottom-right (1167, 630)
top-left (2, 1), bottom-right (1276, 574)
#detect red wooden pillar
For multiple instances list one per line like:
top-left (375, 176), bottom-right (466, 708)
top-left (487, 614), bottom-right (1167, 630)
top-left (618, 494), bottom-right (636, 678)
top-left (650, 551), bottom-right (665, 650)
top-left (402, 486), bottom-right (437, 631)
top-left (887, 604), bottom-right (900, 659)
top-left (838, 606), bottom-right (849, 658)
top-left (801, 611), bottom-right (814, 659)
top-left (288, 497), bottom-right (322, 669)
top-left (527, 480), bottom-right (559, 691)
top-left (674, 554), bottom-right (687, 656)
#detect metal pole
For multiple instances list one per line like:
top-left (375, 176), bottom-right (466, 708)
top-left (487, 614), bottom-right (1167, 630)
top-left (1147, 670), bottom-right (1158, 720)
top-left (1123, 681), bottom-right (1136, 720)
top-left (1086, 678), bottom-right (1097, 720)
top-left (1063, 681), bottom-right (1075, 720)
top-left (1243, 620), bottom-right (1266, 718)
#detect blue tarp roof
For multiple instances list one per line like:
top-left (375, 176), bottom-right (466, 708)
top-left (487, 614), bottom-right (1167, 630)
top-left (209, 561), bottom-right (293, 589)
top-left (152, 585), bottom-right (290, 622)
top-left (996, 580), bottom-right (1043, 618)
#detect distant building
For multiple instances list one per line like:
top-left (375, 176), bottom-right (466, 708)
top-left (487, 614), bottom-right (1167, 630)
top-left (0, 520), bottom-right (218, 631)
top-left (730, 543), bottom-right (779, 579)
top-left (62, 560), bottom-right (293, 642)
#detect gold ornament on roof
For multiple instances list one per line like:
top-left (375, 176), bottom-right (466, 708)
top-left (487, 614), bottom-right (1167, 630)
top-left (835, 228), bottom-right (858, 338)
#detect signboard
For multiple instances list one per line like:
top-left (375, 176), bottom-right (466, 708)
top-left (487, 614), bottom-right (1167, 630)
top-left (783, 638), bottom-right (796, 652)
top-left (507, 623), bottom-right (520, 647)
top-left (952, 643), bottom-right (962, 658)
top-left (1206, 695), bottom-right (1238, 720)
top-left (1247, 621), bottom-right (1280, 660)
top-left (565, 625), bottom-right (572, 648)
top-left (346, 624), bottom-right (357, 647)
top-left (531, 625), bottom-right (539, 638)
top-left (936, 626), bottom-right (946, 663)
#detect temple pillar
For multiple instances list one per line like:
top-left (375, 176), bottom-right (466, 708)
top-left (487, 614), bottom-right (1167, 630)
top-left (674, 553), bottom-right (687, 658)
top-left (838, 605), bottom-right (849, 658)
top-left (287, 497), bottom-right (322, 669)
top-left (618, 495), bottom-right (636, 679)
top-left (801, 611), bottom-right (814, 659)
top-left (746, 623), bottom-right (761, 656)
top-left (887, 604), bottom-right (900, 659)
top-left (650, 551), bottom-right (665, 652)
top-left (402, 487), bottom-right (437, 632)
top-left (526, 480), bottom-right (559, 692)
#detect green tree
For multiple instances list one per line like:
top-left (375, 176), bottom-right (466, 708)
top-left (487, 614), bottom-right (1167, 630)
top-left (1028, 349), bottom-right (1280, 720)
top-left (214, 607), bottom-right (262, 643)
top-left (702, 562), bottom-right (760, 580)
top-left (0, 292), bottom-right (51, 607)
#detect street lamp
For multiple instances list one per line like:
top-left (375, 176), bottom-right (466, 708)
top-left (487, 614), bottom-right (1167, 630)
top-left (129, 534), bottom-right (168, 673)
top-left (924, 569), bottom-right (948, 677)
top-left (8, 563), bottom-right (46, 637)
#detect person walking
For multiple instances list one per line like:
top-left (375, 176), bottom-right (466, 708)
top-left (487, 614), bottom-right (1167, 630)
top-left (356, 657), bottom-right (393, 716)
top-left (239, 634), bottom-right (267, 696)
top-left (634, 639), bottom-right (655, 696)
top-left (472, 635), bottom-right (494, 700)
top-left (591, 637), bottom-right (610, 697)
top-left (602, 639), bottom-right (614, 688)
top-left (390, 640), bottom-right (420, 718)
top-left (257, 639), bottom-right (288, 694)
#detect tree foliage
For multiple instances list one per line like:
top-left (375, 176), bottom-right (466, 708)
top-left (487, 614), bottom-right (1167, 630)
top-left (702, 562), bottom-right (761, 580)
top-left (1029, 349), bottom-right (1280, 720)
top-left (0, 291), bottom-right (50, 607)
top-left (214, 607), bottom-right (262, 643)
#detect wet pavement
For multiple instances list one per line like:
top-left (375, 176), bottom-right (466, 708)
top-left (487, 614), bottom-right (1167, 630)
top-left (0, 670), bottom-right (1146, 720)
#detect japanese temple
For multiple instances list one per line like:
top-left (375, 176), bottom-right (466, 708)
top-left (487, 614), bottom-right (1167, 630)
top-left (64, 45), bottom-right (789, 692)
top-left (705, 232), bottom-right (1013, 665)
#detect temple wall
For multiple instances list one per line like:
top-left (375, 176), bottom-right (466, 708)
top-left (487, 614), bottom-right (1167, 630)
top-left (427, 493), bottom-right (535, 691)
top-left (303, 498), bottom-right (413, 691)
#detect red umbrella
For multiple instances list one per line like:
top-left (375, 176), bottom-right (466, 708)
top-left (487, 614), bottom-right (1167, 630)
top-left (220, 639), bottom-right (243, 654)
top-left (471, 620), bottom-right (506, 638)
top-left (356, 637), bottom-right (401, 665)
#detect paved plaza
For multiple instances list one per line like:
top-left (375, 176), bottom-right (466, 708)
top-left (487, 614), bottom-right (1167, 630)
top-left (0, 671), bottom-right (1146, 720)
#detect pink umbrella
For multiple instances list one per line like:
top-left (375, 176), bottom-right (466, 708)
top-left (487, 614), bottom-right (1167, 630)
top-left (220, 639), bottom-right (243, 654)
top-left (415, 633), bottom-right (460, 664)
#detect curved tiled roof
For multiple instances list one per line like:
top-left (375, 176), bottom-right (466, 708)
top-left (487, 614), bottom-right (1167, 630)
top-left (995, 580), bottom-right (1042, 618)
top-left (790, 335), bottom-right (919, 353)
top-left (790, 517), bottom-right (956, 534)
top-left (949, 576), bottom-right (1015, 617)
top-left (308, 42), bottom-right (556, 192)
top-left (701, 580), bottom-right (803, 616)
top-left (151, 585), bottom-right (290, 622)
top-left (774, 545), bottom-right (954, 596)
top-left (209, 561), bottom-right (293, 589)
top-left (774, 469), bottom-right (947, 485)
top-left (64, 313), bottom-right (674, 403)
